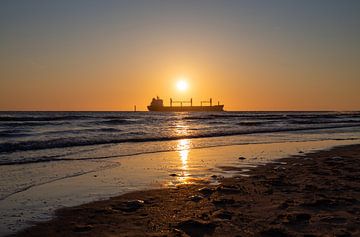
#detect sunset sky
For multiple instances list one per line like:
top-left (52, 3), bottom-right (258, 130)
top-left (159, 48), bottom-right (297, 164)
top-left (1, 1), bottom-right (359, 111)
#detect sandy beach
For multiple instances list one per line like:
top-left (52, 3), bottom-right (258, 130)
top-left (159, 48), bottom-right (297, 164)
top-left (12, 143), bottom-right (360, 237)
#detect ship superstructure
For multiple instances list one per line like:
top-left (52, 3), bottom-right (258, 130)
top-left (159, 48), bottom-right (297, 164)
top-left (147, 97), bottom-right (224, 112)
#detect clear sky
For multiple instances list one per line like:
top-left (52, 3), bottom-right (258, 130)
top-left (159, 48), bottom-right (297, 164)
top-left (1, 0), bottom-right (359, 111)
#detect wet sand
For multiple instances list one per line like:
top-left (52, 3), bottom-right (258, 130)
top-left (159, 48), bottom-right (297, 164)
top-left (13, 144), bottom-right (360, 237)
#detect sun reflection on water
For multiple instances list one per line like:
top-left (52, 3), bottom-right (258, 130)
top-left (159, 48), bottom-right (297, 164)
top-left (174, 117), bottom-right (190, 137)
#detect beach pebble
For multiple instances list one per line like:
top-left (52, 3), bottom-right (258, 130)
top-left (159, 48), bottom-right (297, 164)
top-left (216, 185), bottom-right (245, 194)
top-left (212, 198), bottom-right (235, 206)
top-left (320, 216), bottom-right (347, 224)
top-left (72, 224), bottom-right (93, 232)
top-left (198, 187), bottom-right (215, 196)
top-left (177, 219), bottom-right (216, 237)
top-left (212, 174), bottom-right (224, 180)
top-left (188, 195), bottom-right (204, 202)
top-left (169, 173), bottom-right (178, 177)
top-left (238, 156), bottom-right (246, 160)
top-left (260, 227), bottom-right (289, 237)
top-left (265, 188), bottom-right (273, 195)
top-left (114, 200), bottom-right (144, 212)
top-left (212, 210), bottom-right (233, 220)
top-left (286, 213), bottom-right (311, 224)
top-left (331, 156), bottom-right (344, 160)
top-left (273, 166), bottom-right (286, 170)
top-left (172, 228), bottom-right (185, 236)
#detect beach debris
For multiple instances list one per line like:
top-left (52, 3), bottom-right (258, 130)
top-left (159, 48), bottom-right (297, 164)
top-left (94, 207), bottom-right (115, 215)
top-left (259, 227), bottom-right (288, 237)
top-left (189, 195), bottom-right (204, 202)
top-left (212, 198), bottom-right (235, 206)
top-left (177, 219), bottom-right (216, 237)
top-left (301, 198), bottom-right (338, 210)
top-left (216, 185), bottom-right (245, 194)
top-left (172, 228), bottom-right (185, 236)
top-left (113, 200), bottom-right (144, 212)
top-left (72, 224), bottom-right (93, 233)
top-left (273, 166), bottom-right (286, 170)
top-left (332, 156), bottom-right (344, 160)
top-left (278, 199), bottom-right (294, 209)
top-left (286, 213), bottom-right (311, 224)
top-left (324, 156), bottom-right (347, 165)
top-left (238, 156), bottom-right (246, 160)
top-left (320, 216), bottom-right (347, 224)
top-left (198, 187), bottom-right (215, 196)
top-left (298, 150), bottom-right (304, 153)
top-left (169, 173), bottom-right (178, 177)
top-left (212, 210), bottom-right (233, 220)
top-left (144, 197), bottom-right (156, 204)
top-left (211, 174), bottom-right (224, 180)
top-left (264, 188), bottom-right (273, 195)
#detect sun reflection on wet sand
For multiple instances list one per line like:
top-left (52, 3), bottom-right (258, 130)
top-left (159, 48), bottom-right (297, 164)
top-left (168, 118), bottom-right (199, 185)
top-left (176, 139), bottom-right (191, 184)
top-left (178, 139), bottom-right (190, 166)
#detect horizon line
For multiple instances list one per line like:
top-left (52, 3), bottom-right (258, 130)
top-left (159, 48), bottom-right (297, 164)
top-left (0, 110), bottom-right (359, 113)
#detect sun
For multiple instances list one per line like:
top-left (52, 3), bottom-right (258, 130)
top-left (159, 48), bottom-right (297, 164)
top-left (176, 79), bottom-right (189, 92)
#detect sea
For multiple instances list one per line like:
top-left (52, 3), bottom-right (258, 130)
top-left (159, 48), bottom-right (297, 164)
top-left (1, 111), bottom-right (360, 235)
top-left (2, 111), bottom-right (360, 164)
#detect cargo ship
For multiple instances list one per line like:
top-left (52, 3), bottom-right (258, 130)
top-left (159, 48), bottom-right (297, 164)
top-left (147, 97), bottom-right (224, 112)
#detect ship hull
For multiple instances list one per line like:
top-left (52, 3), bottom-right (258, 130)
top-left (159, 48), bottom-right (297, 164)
top-left (147, 105), bottom-right (224, 112)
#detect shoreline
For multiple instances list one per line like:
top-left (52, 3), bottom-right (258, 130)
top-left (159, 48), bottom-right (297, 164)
top-left (12, 143), bottom-right (360, 237)
top-left (1, 138), bottom-right (358, 236)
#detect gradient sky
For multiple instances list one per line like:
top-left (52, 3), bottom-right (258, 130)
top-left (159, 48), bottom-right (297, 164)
top-left (1, 0), bottom-right (359, 111)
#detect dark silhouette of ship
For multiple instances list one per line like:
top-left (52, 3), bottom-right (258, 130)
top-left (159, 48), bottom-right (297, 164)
top-left (147, 96), bottom-right (224, 112)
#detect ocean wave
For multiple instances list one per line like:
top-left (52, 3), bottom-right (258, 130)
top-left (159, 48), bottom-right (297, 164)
top-left (38, 127), bottom-right (123, 136)
top-left (289, 119), bottom-right (360, 125)
top-left (185, 113), bottom-right (288, 120)
top-left (1, 123), bottom-right (360, 154)
top-left (237, 121), bottom-right (268, 126)
top-left (97, 119), bottom-right (136, 125)
top-left (0, 121), bottom-right (70, 127)
top-left (0, 115), bottom-right (93, 122)
top-left (0, 130), bottom-right (30, 138)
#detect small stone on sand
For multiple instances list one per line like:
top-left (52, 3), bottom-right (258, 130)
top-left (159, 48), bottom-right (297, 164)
top-left (113, 200), bottom-right (144, 212)
top-left (198, 187), bottom-right (215, 196)
top-left (72, 224), bottom-right (93, 232)
top-left (177, 219), bottom-right (216, 237)
top-left (189, 195), bottom-right (204, 202)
